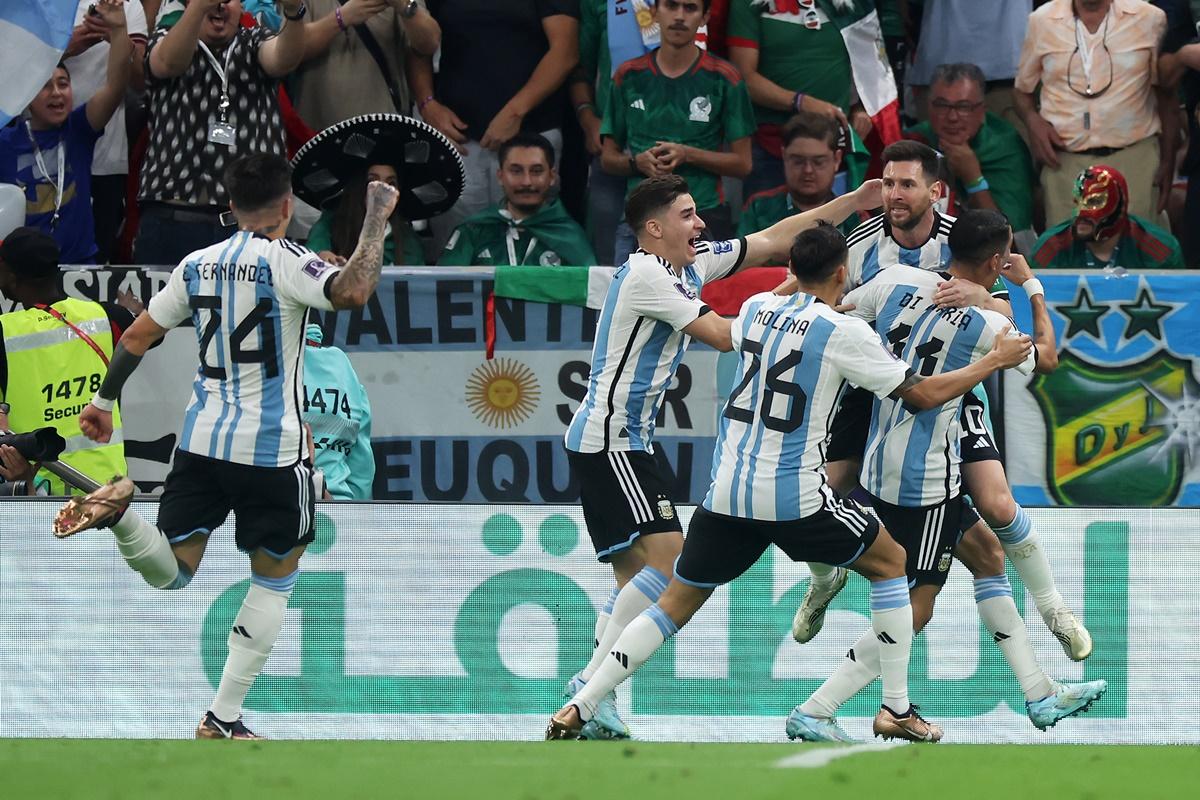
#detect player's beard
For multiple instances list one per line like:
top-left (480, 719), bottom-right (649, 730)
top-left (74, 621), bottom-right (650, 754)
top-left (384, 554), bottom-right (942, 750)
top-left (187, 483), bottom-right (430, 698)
top-left (887, 199), bottom-right (931, 231)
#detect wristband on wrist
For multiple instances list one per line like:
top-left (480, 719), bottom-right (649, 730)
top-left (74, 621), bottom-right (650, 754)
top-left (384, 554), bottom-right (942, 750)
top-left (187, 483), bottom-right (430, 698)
top-left (417, 95), bottom-right (435, 112)
top-left (1023, 278), bottom-right (1045, 298)
top-left (90, 395), bottom-right (116, 413)
top-left (574, 102), bottom-right (596, 118)
top-left (334, 6), bottom-right (346, 30)
top-left (965, 175), bottom-right (990, 195)
top-left (793, 91), bottom-right (805, 112)
top-left (629, 155), bottom-right (640, 176)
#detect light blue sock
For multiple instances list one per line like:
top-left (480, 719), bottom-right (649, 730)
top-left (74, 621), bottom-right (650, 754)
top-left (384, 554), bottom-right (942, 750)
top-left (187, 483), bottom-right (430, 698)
top-left (993, 505), bottom-right (1031, 544)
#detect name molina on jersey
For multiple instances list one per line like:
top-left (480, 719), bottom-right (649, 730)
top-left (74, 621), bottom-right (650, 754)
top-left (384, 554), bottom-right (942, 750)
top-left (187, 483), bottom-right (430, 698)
top-left (753, 306), bottom-right (811, 336)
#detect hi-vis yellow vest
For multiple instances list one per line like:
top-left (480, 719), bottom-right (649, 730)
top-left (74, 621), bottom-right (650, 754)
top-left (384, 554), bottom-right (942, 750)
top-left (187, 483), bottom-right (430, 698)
top-left (0, 298), bottom-right (127, 495)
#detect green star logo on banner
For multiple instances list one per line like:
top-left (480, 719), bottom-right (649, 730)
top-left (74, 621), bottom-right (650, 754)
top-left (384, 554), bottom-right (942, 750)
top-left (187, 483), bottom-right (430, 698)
top-left (1055, 286), bottom-right (1109, 341)
top-left (1118, 287), bottom-right (1177, 342)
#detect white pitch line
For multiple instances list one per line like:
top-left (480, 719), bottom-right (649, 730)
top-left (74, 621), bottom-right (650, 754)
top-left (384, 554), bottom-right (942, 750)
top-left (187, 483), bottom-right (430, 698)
top-left (775, 741), bottom-right (909, 769)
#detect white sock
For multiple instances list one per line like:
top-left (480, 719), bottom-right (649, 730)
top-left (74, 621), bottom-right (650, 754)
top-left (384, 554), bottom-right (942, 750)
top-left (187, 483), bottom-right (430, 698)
top-left (572, 605), bottom-right (677, 721)
top-left (994, 506), bottom-right (1065, 620)
top-left (588, 587), bottom-right (619, 666)
top-left (580, 567), bottom-right (666, 681)
top-left (800, 629), bottom-right (880, 718)
top-left (974, 575), bottom-right (1054, 702)
top-left (807, 562), bottom-right (839, 587)
top-left (209, 575), bottom-right (294, 722)
top-left (111, 509), bottom-right (183, 589)
top-left (870, 577), bottom-right (913, 714)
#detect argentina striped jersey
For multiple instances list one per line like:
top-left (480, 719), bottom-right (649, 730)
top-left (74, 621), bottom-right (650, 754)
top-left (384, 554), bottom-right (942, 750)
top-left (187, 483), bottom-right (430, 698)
top-left (844, 210), bottom-right (1011, 300)
top-left (844, 210), bottom-right (956, 291)
top-left (843, 266), bottom-right (1036, 507)
top-left (146, 231), bottom-right (340, 468)
top-left (704, 293), bottom-right (911, 520)
top-left (565, 239), bottom-right (746, 453)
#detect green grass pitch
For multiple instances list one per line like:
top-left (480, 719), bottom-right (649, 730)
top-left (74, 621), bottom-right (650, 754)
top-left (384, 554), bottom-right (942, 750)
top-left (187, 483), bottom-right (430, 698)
top-left (2, 741), bottom-right (1195, 799)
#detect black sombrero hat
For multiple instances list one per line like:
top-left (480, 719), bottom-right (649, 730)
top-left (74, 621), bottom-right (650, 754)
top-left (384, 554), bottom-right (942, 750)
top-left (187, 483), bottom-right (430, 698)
top-left (291, 113), bottom-right (466, 220)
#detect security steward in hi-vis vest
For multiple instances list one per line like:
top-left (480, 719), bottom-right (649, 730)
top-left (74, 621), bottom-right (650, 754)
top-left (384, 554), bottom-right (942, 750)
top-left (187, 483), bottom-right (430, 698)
top-left (0, 228), bottom-right (130, 494)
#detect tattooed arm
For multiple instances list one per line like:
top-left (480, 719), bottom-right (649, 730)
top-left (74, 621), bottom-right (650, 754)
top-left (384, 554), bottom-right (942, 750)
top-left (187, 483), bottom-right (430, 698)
top-left (327, 181), bottom-right (400, 310)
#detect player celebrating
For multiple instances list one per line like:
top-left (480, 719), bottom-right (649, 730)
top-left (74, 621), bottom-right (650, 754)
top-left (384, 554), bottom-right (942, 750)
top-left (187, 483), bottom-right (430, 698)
top-left (548, 222), bottom-right (1034, 743)
top-left (790, 141), bottom-right (1090, 662)
top-left (788, 211), bottom-right (1106, 741)
top-left (52, 153), bottom-right (398, 739)
top-left (562, 175), bottom-right (883, 738)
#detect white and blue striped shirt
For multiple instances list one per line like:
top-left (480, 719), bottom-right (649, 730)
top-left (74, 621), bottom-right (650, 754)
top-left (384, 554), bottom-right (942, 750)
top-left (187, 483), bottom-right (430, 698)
top-left (704, 293), bottom-right (911, 520)
top-left (844, 210), bottom-right (956, 291)
top-left (565, 239), bottom-right (746, 453)
top-left (147, 231), bottom-right (340, 468)
top-left (843, 266), bottom-right (1036, 507)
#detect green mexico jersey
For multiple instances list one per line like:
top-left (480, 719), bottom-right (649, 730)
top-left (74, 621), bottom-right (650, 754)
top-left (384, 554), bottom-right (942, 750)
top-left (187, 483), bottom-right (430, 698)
top-left (579, 0), bottom-right (614, 118)
top-left (1032, 216), bottom-right (1184, 270)
top-left (906, 114), bottom-right (1037, 232)
top-left (602, 48), bottom-right (756, 211)
top-left (727, 0), bottom-right (853, 127)
top-left (438, 200), bottom-right (597, 268)
top-left (737, 186), bottom-right (860, 244)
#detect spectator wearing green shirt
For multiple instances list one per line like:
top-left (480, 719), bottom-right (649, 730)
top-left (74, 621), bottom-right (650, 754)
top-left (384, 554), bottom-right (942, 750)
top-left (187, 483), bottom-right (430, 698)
top-left (1032, 164), bottom-right (1184, 269)
top-left (737, 111), bottom-right (863, 259)
top-left (905, 63), bottom-right (1038, 253)
top-left (307, 162), bottom-right (426, 266)
top-left (727, 0), bottom-right (873, 197)
top-left (571, 0), bottom-right (661, 265)
top-left (602, 0), bottom-right (755, 266)
top-left (440, 133), bottom-right (596, 266)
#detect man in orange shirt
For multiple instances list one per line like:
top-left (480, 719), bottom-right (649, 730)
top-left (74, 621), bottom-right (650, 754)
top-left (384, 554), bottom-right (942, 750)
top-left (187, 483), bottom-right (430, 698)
top-left (1015, 0), bottom-right (1177, 224)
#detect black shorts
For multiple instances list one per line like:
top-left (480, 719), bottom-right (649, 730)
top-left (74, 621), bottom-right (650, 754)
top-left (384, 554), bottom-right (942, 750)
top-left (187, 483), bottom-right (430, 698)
top-left (674, 498), bottom-right (880, 588)
top-left (870, 494), bottom-right (965, 588)
top-left (827, 386), bottom-right (873, 463)
top-left (959, 391), bottom-right (1000, 463)
top-left (568, 448), bottom-right (681, 562)
top-left (157, 448), bottom-right (316, 558)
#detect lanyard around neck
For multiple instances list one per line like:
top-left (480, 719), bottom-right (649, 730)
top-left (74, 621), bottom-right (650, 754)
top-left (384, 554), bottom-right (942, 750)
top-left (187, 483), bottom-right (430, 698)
top-left (24, 121), bottom-right (65, 224)
top-left (197, 38), bottom-right (238, 118)
top-left (1074, 13), bottom-right (1109, 93)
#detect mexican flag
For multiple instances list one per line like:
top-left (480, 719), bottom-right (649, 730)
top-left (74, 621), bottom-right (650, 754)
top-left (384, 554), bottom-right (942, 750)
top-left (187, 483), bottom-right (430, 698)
top-left (488, 265), bottom-right (790, 358)
top-left (819, 0), bottom-right (903, 145)
top-left (494, 266), bottom-right (616, 310)
top-left (485, 267), bottom-right (615, 358)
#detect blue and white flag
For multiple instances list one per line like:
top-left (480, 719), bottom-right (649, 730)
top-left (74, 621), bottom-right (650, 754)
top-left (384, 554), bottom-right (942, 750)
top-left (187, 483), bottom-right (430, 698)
top-left (0, 1), bottom-right (77, 126)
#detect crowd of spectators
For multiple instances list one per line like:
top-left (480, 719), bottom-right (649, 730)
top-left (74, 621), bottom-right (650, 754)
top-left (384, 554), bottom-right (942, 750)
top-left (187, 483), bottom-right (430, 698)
top-left (2, 0), bottom-right (1198, 273)
top-left (4, 0), bottom-right (1200, 500)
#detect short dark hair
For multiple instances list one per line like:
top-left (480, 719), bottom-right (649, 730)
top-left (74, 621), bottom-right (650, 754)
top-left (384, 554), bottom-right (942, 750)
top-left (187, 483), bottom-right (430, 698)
top-left (781, 110), bottom-right (841, 151)
top-left (625, 175), bottom-right (691, 233)
top-left (789, 222), bottom-right (848, 283)
top-left (948, 209), bottom-right (1011, 265)
top-left (930, 62), bottom-right (987, 93)
top-left (498, 132), bottom-right (556, 168)
top-left (882, 140), bottom-right (940, 184)
top-left (652, 0), bottom-right (714, 11)
top-left (223, 153), bottom-right (293, 213)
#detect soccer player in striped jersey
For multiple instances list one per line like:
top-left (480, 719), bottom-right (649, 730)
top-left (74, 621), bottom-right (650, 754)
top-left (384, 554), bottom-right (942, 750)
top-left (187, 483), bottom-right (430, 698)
top-left (791, 144), bottom-right (1092, 664)
top-left (53, 153), bottom-right (398, 739)
top-left (548, 223), bottom-right (1035, 744)
top-left (561, 174), bottom-right (884, 739)
top-left (789, 211), bottom-right (1107, 738)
